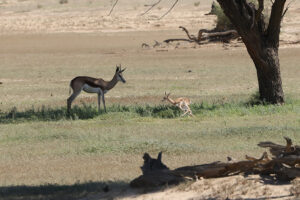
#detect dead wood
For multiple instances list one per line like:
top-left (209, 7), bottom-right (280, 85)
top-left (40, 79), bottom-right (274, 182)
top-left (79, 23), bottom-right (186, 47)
top-left (258, 137), bottom-right (300, 158)
top-left (130, 137), bottom-right (300, 188)
top-left (108, 0), bottom-right (119, 16)
top-left (164, 26), bottom-right (239, 45)
top-left (159, 0), bottom-right (179, 19)
top-left (141, 0), bottom-right (162, 16)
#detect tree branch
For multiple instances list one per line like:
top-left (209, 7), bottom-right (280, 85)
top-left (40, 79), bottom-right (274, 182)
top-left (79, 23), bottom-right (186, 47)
top-left (140, 0), bottom-right (163, 16)
top-left (158, 0), bottom-right (178, 19)
top-left (108, 0), bottom-right (119, 16)
top-left (164, 27), bottom-right (238, 44)
top-left (179, 26), bottom-right (199, 41)
top-left (282, 0), bottom-right (296, 19)
top-left (217, 0), bottom-right (252, 34)
top-left (256, 0), bottom-right (264, 22)
top-left (267, 0), bottom-right (287, 46)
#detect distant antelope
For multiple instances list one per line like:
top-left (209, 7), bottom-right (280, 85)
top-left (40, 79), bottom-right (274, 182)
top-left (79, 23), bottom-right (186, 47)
top-left (162, 92), bottom-right (193, 116)
top-left (67, 65), bottom-right (126, 113)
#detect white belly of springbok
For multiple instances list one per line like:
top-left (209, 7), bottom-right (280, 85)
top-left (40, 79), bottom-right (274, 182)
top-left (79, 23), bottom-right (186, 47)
top-left (82, 84), bottom-right (102, 94)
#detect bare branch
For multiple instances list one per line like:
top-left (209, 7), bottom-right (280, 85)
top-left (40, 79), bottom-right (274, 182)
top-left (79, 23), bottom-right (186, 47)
top-left (108, 0), bottom-right (119, 16)
top-left (179, 26), bottom-right (198, 41)
top-left (267, 0), bottom-right (287, 46)
top-left (140, 0), bottom-right (163, 16)
top-left (158, 0), bottom-right (178, 19)
top-left (256, 0), bottom-right (264, 22)
top-left (282, 0), bottom-right (296, 19)
top-left (164, 27), bottom-right (238, 44)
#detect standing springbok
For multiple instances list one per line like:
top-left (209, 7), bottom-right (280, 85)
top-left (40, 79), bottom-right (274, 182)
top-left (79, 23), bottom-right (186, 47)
top-left (67, 65), bottom-right (126, 113)
top-left (162, 92), bottom-right (193, 116)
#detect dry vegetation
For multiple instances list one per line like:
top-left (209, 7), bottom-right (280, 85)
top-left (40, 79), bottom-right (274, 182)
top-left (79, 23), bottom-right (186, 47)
top-left (0, 0), bottom-right (300, 199)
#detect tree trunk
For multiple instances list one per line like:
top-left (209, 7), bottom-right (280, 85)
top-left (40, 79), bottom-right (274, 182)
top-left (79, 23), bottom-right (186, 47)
top-left (255, 49), bottom-right (284, 104)
top-left (246, 41), bottom-right (284, 104)
top-left (216, 0), bottom-right (286, 104)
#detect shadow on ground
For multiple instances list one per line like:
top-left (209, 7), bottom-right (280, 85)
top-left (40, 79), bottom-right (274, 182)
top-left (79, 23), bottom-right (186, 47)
top-left (1, 99), bottom-right (298, 124)
top-left (0, 181), bottom-right (131, 200)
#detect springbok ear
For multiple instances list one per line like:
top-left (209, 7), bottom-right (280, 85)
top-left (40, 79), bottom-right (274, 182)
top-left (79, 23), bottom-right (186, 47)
top-left (120, 68), bottom-right (126, 73)
top-left (157, 152), bottom-right (162, 162)
top-left (116, 66), bottom-right (120, 72)
top-left (143, 153), bottom-right (151, 162)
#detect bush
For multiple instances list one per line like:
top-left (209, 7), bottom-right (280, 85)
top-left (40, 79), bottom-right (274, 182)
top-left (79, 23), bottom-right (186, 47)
top-left (210, 1), bottom-right (270, 31)
top-left (154, 108), bottom-right (176, 118)
top-left (194, 1), bottom-right (200, 7)
top-left (210, 1), bottom-right (234, 31)
top-left (59, 0), bottom-right (68, 4)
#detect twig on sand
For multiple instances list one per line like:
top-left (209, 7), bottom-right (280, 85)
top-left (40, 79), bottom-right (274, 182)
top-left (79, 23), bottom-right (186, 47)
top-left (159, 0), bottom-right (178, 19)
top-left (108, 0), bottom-right (119, 16)
top-left (140, 0), bottom-right (163, 16)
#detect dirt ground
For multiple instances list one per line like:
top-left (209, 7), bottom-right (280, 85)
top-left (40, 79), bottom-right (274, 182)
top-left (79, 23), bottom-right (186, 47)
top-left (1, 0), bottom-right (300, 199)
top-left (90, 175), bottom-right (298, 200)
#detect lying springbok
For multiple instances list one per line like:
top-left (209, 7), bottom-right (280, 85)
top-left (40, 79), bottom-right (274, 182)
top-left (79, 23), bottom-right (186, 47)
top-left (162, 92), bottom-right (193, 116)
top-left (67, 65), bottom-right (126, 113)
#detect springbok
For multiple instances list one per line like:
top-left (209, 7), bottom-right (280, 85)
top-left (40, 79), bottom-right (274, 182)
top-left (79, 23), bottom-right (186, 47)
top-left (162, 92), bottom-right (193, 116)
top-left (67, 65), bottom-right (126, 113)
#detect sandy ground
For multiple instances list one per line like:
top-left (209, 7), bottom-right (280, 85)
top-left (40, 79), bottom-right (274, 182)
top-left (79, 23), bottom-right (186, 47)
top-left (1, 0), bottom-right (300, 199)
top-left (86, 175), bottom-right (299, 200)
top-left (0, 0), bottom-right (299, 43)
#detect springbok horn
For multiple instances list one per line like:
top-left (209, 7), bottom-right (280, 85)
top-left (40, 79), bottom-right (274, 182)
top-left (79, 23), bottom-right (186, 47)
top-left (116, 65), bottom-right (120, 72)
top-left (157, 152), bottom-right (162, 162)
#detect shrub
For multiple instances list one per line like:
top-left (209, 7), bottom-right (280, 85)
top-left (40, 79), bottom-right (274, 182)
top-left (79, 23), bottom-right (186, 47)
top-left (59, 0), bottom-right (68, 4)
top-left (210, 1), bottom-right (270, 31)
top-left (209, 1), bottom-right (234, 31)
top-left (194, 1), bottom-right (200, 7)
top-left (154, 108), bottom-right (176, 118)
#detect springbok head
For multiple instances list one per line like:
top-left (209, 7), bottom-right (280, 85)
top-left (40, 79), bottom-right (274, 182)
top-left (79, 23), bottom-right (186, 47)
top-left (115, 64), bottom-right (126, 83)
top-left (162, 91), bottom-right (171, 102)
top-left (141, 152), bottom-right (169, 174)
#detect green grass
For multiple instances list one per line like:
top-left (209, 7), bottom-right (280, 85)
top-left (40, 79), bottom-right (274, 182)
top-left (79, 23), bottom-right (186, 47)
top-left (1, 97), bottom-right (298, 124)
top-left (1, 98), bottom-right (299, 123)
top-left (0, 100), bottom-right (299, 199)
top-left (0, 32), bottom-right (299, 199)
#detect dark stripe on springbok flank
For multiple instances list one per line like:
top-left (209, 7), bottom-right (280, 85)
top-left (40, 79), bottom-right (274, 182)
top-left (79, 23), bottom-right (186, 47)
top-left (0, 82), bottom-right (2, 84)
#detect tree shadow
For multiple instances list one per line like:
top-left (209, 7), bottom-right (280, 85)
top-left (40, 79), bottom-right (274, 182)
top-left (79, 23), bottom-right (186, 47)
top-left (0, 104), bottom-right (185, 124)
top-left (0, 181), bottom-right (130, 200)
top-left (259, 174), bottom-right (291, 185)
top-left (0, 180), bottom-right (176, 200)
top-left (0, 104), bottom-right (100, 124)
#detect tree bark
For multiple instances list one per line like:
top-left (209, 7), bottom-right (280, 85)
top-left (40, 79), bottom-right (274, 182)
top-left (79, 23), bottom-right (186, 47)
top-left (254, 48), bottom-right (284, 103)
top-left (216, 0), bottom-right (286, 104)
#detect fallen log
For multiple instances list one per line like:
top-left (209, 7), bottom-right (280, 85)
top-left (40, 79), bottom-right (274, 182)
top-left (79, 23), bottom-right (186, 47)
top-left (164, 26), bottom-right (239, 44)
top-left (130, 137), bottom-right (300, 188)
top-left (258, 137), bottom-right (300, 158)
